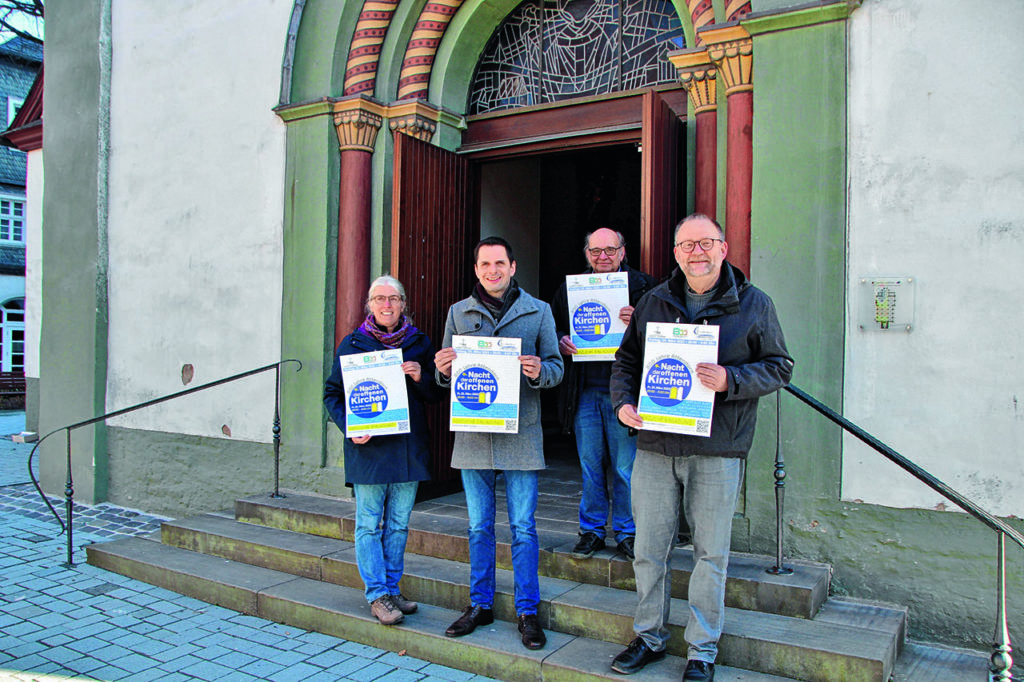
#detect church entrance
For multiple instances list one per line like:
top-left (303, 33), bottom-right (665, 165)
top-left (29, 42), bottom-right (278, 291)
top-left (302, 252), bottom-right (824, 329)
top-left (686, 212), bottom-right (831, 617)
top-left (391, 87), bottom-right (687, 484)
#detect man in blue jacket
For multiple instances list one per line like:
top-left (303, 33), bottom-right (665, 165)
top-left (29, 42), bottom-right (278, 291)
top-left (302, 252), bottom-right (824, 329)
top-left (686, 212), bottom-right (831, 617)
top-left (434, 236), bottom-right (563, 651)
top-left (609, 214), bottom-right (794, 682)
top-left (551, 228), bottom-right (657, 561)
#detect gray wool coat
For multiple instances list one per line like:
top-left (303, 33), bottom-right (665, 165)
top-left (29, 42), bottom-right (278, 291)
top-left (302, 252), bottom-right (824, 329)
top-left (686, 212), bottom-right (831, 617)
top-left (437, 288), bottom-right (563, 471)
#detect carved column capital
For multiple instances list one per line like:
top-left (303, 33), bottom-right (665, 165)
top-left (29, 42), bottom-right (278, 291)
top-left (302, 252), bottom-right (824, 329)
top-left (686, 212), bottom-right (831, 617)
top-left (669, 48), bottom-right (718, 114)
top-left (387, 100), bottom-right (439, 142)
top-left (703, 25), bottom-right (754, 95)
top-left (332, 96), bottom-right (387, 152)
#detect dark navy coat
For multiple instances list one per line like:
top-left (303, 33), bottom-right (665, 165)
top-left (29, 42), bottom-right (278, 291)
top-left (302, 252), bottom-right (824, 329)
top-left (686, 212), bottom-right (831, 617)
top-left (323, 327), bottom-right (442, 485)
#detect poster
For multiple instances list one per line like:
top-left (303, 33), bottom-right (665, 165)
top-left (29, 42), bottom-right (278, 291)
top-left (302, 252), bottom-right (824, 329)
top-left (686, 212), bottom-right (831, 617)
top-left (638, 322), bottom-right (719, 437)
top-left (339, 348), bottom-right (410, 437)
top-left (449, 334), bottom-right (522, 434)
top-left (566, 271), bottom-right (630, 362)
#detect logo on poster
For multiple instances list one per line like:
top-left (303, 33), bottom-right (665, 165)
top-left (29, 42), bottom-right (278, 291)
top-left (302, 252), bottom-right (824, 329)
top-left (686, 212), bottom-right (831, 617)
top-left (454, 367), bottom-right (499, 411)
top-left (572, 301), bottom-right (612, 341)
top-left (349, 380), bottom-right (389, 417)
top-left (644, 358), bottom-right (692, 406)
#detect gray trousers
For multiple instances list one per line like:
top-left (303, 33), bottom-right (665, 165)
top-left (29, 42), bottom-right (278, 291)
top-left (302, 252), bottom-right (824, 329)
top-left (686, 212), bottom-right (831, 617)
top-left (630, 448), bottom-right (744, 663)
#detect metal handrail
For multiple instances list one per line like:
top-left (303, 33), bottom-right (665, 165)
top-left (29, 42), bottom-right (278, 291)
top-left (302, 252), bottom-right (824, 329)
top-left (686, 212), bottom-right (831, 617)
top-left (27, 359), bottom-right (302, 566)
top-left (775, 382), bottom-right (1019, 679)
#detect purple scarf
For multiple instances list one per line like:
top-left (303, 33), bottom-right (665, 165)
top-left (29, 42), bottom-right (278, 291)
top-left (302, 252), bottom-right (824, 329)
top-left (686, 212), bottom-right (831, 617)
top-left (357, 314), bottom-right (417, 349)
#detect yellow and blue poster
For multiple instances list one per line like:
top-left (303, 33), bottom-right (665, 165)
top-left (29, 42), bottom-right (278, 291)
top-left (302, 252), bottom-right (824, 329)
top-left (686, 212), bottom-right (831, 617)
top-left (449, 334), bottom-right (521, 434)
top-left (566, 271), bottom-right (629, 362)
top-left (638, 322), bottom-right (719, 437)
top-left (340, 348), bottom-right (410, 437)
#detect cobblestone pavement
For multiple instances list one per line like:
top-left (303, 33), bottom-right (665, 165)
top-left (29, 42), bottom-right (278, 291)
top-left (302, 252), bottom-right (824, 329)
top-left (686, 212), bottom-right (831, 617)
top-left (0, 412), bottom-right (494, 682)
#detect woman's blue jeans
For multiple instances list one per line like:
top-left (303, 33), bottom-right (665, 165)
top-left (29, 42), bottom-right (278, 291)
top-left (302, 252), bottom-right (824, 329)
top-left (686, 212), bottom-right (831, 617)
top-left (353, 481), bottom-right (419, 603)
top-left (461, 468), bottom-right (540, 616)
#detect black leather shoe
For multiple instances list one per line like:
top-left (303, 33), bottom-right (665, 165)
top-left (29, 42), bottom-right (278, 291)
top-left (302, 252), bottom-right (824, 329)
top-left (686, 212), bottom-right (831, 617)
top-left (517, 613), bottom-right (546, 650)
top-left (610, 637), bottom-right (665, 674)
top-left (617, 536), bottom-right (635, 560)
top-left (572, 531), bottom-right (605, 559)
top-left (683, 660), bottom-right (715, 681)
top-left (444, 605), bottom-right (493, 637)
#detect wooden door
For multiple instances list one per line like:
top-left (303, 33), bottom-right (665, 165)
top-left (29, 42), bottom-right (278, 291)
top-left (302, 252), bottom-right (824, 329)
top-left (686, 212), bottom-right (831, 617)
top-left (641, 89), bottom-right (688, 281)
top-left (391, 133), bottom-right (478, 484)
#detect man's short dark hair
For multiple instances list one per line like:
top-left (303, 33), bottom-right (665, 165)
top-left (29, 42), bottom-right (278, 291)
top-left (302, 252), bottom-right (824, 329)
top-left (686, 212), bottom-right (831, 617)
top-left (674, 213), bottom-right (725, 241)
top-left (474, 236), bottom-right (515, 264)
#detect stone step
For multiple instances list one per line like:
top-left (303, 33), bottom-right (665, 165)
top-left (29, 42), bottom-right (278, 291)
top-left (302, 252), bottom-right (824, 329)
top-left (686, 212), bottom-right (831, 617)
top-left (157, 513), bottom-right (902, 681)
top-left (86, 536), bottom-right (794, 682)
top-left (236, 491), bottom-right (830, 620)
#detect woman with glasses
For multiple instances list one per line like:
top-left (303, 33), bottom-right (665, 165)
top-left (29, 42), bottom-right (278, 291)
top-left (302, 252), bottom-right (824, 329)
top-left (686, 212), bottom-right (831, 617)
top-left (323, 275), bottom-right (441, 626)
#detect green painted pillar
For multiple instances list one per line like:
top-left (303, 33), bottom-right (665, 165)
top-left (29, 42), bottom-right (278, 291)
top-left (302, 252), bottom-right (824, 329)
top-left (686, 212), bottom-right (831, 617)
top-left (38, 0), bottom-right (113, 504)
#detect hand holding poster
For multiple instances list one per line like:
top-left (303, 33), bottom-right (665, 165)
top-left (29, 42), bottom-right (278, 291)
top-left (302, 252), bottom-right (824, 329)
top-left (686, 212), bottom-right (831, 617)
top-left (449, 334), bottom-right (522, 433)
top-left (566, 271), bottom-right (630, 362)
top-left (340, 348), bottom-right (410, 437)
top-left (638, 322), bottom-right (719, 436)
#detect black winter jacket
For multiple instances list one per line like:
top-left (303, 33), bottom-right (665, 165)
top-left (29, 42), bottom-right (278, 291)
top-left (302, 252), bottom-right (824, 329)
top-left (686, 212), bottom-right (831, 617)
top-left (551, 265), bottom-right (658, 433)
top-left (323, 327), bottom-right (443, 485)
top-left (610, 262), bottom-right (794, 459)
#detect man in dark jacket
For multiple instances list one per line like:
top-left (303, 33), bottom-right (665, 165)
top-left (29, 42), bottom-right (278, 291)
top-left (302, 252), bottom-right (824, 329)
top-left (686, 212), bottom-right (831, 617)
top-left (551, 228), bottom-right (656, 560)
top-left (608, 214), bottom-right (793, 682)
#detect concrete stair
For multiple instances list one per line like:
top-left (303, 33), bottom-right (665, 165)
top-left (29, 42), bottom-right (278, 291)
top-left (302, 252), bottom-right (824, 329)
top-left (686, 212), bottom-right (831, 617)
top-left (87, 490), bottom-right (908, 681)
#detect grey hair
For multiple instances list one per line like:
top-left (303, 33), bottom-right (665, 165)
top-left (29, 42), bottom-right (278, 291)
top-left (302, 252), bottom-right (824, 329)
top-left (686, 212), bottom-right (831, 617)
top-left (674, 213), bottom-right (724, 241)
top-left (583, 228), bottom-right (627, 265)
top-left (583, 229), bottom-right (626, 252)
top-left (367, 275), bottom-right (406, 300)
top-left (365, 275), bottom-right (407, 314)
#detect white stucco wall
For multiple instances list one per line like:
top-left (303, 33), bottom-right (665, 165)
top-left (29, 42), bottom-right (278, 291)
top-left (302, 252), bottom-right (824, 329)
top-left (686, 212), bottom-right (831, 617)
top-left (106, 1), bottom-right (293, 442)
top-left (24, 148), bottom-right (41, 380)
top-left (844, 0), bottom-right (1024, 517)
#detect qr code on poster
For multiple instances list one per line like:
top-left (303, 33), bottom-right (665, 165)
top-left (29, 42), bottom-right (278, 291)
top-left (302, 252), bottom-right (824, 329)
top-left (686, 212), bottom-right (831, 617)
top-left (695, 420), bottom-right (710, 435)
top-left (505, 419), bottom-right (517, 431)
top-left (398, 421), bottom-right (409, 431)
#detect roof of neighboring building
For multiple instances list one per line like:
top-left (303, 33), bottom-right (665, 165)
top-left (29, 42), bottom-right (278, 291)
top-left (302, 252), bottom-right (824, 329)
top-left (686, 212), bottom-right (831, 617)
top-left (0, 244), bottom-right (25, 275)
top-left (0, 36), bottom-right (42, 64)
top-left (2, 63), bottom-right (41, 151)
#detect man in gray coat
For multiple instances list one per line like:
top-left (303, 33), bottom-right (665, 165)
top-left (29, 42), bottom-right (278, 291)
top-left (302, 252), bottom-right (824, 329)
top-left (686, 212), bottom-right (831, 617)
top-left (435, 236), bottom-right (563, 651)
top-left (609, 214), bottom-right (793, 681)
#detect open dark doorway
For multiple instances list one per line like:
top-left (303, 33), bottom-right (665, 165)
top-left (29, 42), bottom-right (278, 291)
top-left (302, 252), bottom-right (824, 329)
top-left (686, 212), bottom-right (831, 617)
top-left (478, 143), bottom-right (642, 306)
top-left (476, 143), bottom-right (643, 459)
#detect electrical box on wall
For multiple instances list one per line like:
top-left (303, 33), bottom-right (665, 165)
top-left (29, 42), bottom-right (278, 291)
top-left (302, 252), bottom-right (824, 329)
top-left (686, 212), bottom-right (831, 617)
top-left (858, 277), bottom-right (914, 332)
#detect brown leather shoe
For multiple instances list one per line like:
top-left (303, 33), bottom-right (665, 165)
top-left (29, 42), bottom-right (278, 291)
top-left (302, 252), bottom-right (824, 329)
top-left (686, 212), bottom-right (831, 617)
top-left (517, 613), bottom-right (546, 650)
top-left (370, 595), bottom-right (403, 625)
top-left (390, 592), bottom-right (418, 615)
top-left (445, 605), bottom-right (493, 637)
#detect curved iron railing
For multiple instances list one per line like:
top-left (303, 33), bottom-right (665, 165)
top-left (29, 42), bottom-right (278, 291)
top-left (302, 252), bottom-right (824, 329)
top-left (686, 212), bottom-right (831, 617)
top-left (770, 383), bottom-right (1019, 679)
top-left (27, 359), bottom-right (302, 567)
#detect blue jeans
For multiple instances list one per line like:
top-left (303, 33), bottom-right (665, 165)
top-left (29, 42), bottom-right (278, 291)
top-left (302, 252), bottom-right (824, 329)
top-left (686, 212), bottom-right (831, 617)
top-left (353, 481), bottom-right (419, 603)
top-left (630, 449), bottom-right (743, 663)
top-left (574, 387), bottom-right (636, 542)
top-left (461, 468), bottom-right (540, 616)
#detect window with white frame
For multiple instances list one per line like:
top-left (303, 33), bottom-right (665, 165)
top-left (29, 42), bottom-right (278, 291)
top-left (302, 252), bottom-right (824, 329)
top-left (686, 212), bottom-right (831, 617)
top-left (0, 197), bottom-right (25, 243)
top-left (0, 298), bottom-right (24, 373)
top-left (7, 97), bottom-right (23, 127)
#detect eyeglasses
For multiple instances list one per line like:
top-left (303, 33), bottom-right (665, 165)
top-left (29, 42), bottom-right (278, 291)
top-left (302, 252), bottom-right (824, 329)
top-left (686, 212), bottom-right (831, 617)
top-left (369, 295), bottom-right (404, 305)
top-left (587, 246), bottom-right (622, 257)
top-left (674, 238), bottom-right (723, 253)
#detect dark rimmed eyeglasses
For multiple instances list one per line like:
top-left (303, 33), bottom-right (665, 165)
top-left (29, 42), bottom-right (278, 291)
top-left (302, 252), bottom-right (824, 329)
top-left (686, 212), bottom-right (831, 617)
top-left (587, 246), bottom-right (622, 257)
top-left (369, 295), bottom-right (403, 305)
top-left (674, 238), bottom-right (722, 253)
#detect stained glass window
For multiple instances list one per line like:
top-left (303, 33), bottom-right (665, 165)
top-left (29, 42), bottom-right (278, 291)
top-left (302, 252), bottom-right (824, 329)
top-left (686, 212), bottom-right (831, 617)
top-left (469, 0), bottom-right (685, 115)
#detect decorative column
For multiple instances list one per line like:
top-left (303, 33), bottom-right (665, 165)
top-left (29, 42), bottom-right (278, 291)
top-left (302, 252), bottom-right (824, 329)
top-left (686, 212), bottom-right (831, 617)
top-left (387, 100), bottom-right (439, 142)
top-left (670, 49), bottom-right (718, 218)
top-left (705, 25), bottom-right (753, 276)
top-left (332, 96), bottom-right (385, 346)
